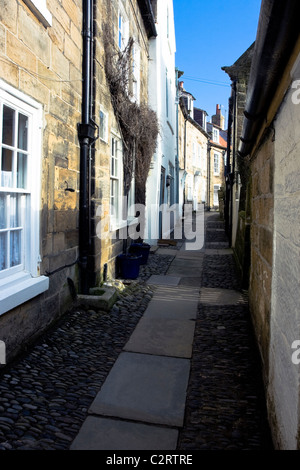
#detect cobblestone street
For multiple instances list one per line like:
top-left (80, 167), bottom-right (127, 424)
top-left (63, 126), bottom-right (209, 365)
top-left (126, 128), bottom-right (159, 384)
top-left (0, 212), bottom-right (273, 451)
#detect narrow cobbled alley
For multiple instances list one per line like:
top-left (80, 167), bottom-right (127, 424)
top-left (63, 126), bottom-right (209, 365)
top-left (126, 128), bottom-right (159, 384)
top-left (177, 213), bottom-right (274, 450)
top-left (0, 212), bottom-right (273, 451)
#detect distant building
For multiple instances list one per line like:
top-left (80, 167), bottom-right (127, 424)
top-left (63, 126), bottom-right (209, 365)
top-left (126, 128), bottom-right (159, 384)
top-left (177, 83), bottom-right (209, 214)
top-left (206, 106), bottom-right (227, 210)
top-left (194, 107), bottom-right (208, 132)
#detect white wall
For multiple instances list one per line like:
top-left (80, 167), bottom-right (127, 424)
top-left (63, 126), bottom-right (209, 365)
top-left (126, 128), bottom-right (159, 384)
top-left (145, 0), bottom-right (178, 243)
top-left (269, 53), bottom-right (300, 449)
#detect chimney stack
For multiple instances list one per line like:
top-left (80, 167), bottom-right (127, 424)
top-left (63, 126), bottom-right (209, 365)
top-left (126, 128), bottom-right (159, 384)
top-left (212, 104), bottom-right (225, 130)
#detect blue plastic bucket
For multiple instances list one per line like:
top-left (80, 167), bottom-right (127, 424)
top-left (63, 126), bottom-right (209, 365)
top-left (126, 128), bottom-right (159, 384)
top-left (117, 254), bottom-right (142, 279)
top-left (128, 243), bottom-right (151, 265)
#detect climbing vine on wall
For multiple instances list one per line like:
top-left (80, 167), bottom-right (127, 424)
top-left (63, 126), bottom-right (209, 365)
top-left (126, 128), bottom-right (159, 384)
top-left (102, 22), bottom-right (159, 207)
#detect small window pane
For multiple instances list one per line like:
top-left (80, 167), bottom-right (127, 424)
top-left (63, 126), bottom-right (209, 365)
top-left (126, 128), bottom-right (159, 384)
top-left (0, 233), bottom-right (7, 270)
top-left (113, 157), bottom-right (118, 177)
top-left (1, 148), bottom-right (13, 187)
top-left (10, 230), bottom-right (21, 267)
top-left (100, 111), bottom-right (105, 140)
top-left (111, 180), bottom-right (119, 217)
top-left (10, 196), bottom-right (19, 228)
top-left (0, 194), bottom-right (6, 229)
top-left (17, 153), bottom-right (27, 189)
top-left (2, 105), bottom-right (15, 146)
top-left (18, 113), bottom-right (28, 151)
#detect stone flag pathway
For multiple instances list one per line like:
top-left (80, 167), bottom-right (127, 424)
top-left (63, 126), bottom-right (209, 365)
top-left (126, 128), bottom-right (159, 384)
top-left (71, 249), bottom-right (203, 450)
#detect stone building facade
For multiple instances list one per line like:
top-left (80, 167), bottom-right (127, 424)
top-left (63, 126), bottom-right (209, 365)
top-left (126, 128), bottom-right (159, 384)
top-left (92, 0), bottom-right (156, 281)
top-left (206, 117), bottom-right (227, 211)
top-left (0, 0), bottom-right (156, 364)
top-left (222, 43), bottom-right (255, 286)
top-left (224, 0), bottom-right (300, 449)
top-left (177, 86), bottom-right (209, 212)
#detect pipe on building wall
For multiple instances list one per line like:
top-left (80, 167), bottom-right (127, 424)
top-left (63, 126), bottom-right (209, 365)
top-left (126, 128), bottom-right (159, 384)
top-left (78, 0), bottom-right (98, 294)
top-left (239, 0), bottom-right (300, 157)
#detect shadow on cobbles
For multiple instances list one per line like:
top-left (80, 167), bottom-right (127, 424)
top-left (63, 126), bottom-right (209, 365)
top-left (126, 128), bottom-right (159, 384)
top-left (177, 213), bottom-right (274, 450)
top-left (177, 303), bottom-right (273, 450)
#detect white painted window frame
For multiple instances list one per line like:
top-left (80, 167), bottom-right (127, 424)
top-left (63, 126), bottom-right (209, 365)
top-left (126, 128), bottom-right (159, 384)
top-left (214, 153), bottom-right (220, 176)
top-left (131, 41), bottom-right (141, 104)
top-left (118, 4), bottom-right (129, 52)
top-left (99, 107), bottom-right (108, 143)
top-left (0, 80), bottom-right (49, 316)
top-left (110, 131), bottom-right (124, 232)
top-left (212, 127), bottom-right (219, 143)
top-left (213, 184), bottom-right (221, 206)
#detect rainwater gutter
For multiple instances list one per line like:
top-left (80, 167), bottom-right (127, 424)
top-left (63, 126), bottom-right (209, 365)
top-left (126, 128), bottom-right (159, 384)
top-left (239, 0), bottom-right (300, 158)
top-left (78, 0), bottom-right (98, 294)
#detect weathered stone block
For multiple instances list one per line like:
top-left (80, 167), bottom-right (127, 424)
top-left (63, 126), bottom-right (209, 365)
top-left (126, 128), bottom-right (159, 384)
top-left (0, 0), bottom-right (17, 33)
top-left (77, 287), bottom-right (117, 311)
top-left (6, 31), bottom-right (37, 73)
top-left (64, 33), bottom-right (81, 66)
top-left (48, 1), bottom-right (71, 33)
top-left (19, 70), bottom-right (50, 104)
top-left (51, 45), bottom-right (70, 80)
top-left (62, 0), bottom-right (80, 26)
top-left (48, 16), bottom-right (65, 50)
top-left (54, 210), bottom-right (78, 232)
top-left (37, 60), bottom-right (61, 95)
top-left (258, 226), bottom-right (273, 266)
top-left (53, 232), bottom-right (66, 254)
top-left (19, 7), bottom-right (51, 66)
top-left (0, 57), bottom-right (19, 88)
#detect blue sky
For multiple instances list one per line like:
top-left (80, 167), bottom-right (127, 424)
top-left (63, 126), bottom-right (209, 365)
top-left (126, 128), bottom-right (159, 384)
top-left (173, 0), bottom-right (262, 126)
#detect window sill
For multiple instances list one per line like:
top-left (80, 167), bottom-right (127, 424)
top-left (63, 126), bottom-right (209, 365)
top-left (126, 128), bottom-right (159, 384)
top-left (23, 0), bottom-right (52, 27)
top-left (0, 272), bottom-right (49, 316)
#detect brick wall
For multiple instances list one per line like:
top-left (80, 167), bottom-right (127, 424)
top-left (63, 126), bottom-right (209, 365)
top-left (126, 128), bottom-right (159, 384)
top-left (92, 0), bottom-right (151, 281)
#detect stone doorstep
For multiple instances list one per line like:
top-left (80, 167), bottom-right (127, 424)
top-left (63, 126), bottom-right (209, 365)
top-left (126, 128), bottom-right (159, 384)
top-left (76, 286), bottom-right (118, 312)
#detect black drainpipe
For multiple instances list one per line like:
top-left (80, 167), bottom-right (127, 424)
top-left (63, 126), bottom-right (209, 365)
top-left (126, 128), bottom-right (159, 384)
top-left (78, 0), bottom-right (98, 294)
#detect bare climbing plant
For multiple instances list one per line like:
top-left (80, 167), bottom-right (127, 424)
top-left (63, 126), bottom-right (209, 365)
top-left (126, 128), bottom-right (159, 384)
top-left (102, 22), bottom-right (159, 209)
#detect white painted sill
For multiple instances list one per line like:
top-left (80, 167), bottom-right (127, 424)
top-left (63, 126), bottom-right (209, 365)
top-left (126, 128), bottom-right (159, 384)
top-left (0, 272), bottom-right (49, 316)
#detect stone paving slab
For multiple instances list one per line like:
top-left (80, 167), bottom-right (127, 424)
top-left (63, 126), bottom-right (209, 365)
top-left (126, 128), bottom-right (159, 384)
top-left (205, 242), bottom-right (229, 249)
top-left (179, 277), bottom-right (201, 287)
top-left (71, 416), bottom-right (178, 450)
top-left (167, 265), bottom-right (203, 277)
top-left (145, 285), bottom-right (199, 320)
top-left (88, 352), bottom-right (190, 427)
top-left (175, 251), bottom-right (204, 260)
top-left (170, 258), bottom-right (202, 267)
top-left (199, 287), bottom-right (247, 306)
top-left (124, 316), bottom-right (195, 358)
top-left (204, 248), bottom-right (233, 255)
top-left (147, 275), bottom-right (181, 286)
top-left (155, 248), bottom-right (179, 256)
top-left (180, 241), bottom-right (205, 252)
